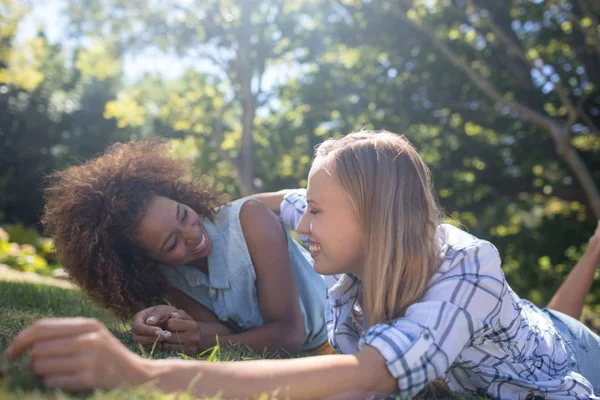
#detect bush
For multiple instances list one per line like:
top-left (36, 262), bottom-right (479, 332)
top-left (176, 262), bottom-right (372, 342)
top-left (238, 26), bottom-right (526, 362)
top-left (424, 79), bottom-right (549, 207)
top-left (0, 226), bottom-right (59, 276)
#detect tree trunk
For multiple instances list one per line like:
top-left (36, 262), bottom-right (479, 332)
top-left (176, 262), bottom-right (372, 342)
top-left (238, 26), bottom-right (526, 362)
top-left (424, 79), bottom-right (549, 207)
top-left (236, 0), bottom-right (257, 196)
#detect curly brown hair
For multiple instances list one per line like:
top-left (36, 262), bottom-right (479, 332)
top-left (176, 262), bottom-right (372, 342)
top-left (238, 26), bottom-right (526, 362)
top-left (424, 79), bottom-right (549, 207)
top-left (42, 138), bottom-right (226, 318)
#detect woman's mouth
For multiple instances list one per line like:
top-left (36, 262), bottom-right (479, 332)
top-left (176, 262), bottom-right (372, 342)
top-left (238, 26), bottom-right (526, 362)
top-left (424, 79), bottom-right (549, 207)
top-left (189, 233), bottom-right (208, 255)
top-left (309, 243), bottom-right (322, 258)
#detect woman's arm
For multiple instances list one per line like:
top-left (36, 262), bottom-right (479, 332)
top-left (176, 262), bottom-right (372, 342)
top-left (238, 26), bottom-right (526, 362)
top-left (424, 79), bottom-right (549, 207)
top-left (211, 200), bottom-right (306, 353)
top-left (240, 189), bottom-right (295, 215)
top-left (7, 318), bottom-right (397, 398)
top-left (135, 200), bottom-right (308, 355)
top-left (145, 345), bottom-right (395, 399)
top-left (546, 221), bottom-right (600, 319)
top-left (159, 200), bottom-right (306, 354)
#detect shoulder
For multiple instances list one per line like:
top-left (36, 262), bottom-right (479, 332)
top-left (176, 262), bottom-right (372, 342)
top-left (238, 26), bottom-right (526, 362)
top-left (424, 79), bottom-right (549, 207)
top-left (239, 199), bottom-right (278, 225)
top-left (239, 199), bottom-right (285, 246)
top-left (437, 224), bottom-right (501, 269)
top-left (216, 198), bottom-right (275, 227)
top-left (409, 227), bottom-right (507, 327)
top-left (432, 224), bottom-right (505, 289)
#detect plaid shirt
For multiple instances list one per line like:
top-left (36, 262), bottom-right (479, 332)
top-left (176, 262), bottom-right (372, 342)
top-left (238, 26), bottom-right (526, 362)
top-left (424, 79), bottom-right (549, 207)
top-left (281, 189), bottom-right (597, 400)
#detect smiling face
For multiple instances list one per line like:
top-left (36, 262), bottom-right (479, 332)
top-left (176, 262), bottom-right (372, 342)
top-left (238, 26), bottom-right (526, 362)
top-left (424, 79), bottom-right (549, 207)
top-left (136, 196), bottom-right (213, 267)
top-left (296, 161), bottom-right (365, 276)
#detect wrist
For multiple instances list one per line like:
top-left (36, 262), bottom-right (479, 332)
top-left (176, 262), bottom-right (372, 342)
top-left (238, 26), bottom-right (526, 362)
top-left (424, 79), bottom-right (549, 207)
top-left (197, 321), bottom-right (233, 349)
top-left (124, 355), bottom-right (156, 386)
top-left (140, 358), bottom-right (205, 395)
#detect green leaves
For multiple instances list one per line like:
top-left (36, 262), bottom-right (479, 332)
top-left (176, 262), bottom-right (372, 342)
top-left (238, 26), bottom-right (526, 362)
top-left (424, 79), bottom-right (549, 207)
top-left (75, 41), bottom-right (120, 81)
top-left (2, 0), bottom-right (600, 310)
top-left (0, 1), bottom-right (45, 91)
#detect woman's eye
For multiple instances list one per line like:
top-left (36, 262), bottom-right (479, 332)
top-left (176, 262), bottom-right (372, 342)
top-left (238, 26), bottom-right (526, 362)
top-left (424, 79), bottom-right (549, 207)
top-left (169, 238), bottom-right (178, 252)
top-left (181, 208), bottom-right (188, 223)
top-left (309, 210), bottom-right (319, 215)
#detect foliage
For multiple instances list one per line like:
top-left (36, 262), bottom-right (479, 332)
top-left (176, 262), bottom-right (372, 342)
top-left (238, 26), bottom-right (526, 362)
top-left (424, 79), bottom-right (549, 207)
top-left (0, 0), bottom-right (135, 226)
top-left (267, 0), bottom-right (600, 305)
top-left (0, 227), bottom-right (57, 275)
top-left (0, 0), bottom-right (44, 91)
top-left (0, 0), bottom-right (599, 309)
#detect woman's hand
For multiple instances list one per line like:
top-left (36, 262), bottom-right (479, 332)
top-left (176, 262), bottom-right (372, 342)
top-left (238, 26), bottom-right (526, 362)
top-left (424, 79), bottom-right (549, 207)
top-left (132, 305), bottom-right (193, 348)
top-left (6, 318), bottom-right (150, 392)
top-left (133, 306), bottom-right (232, 354)
top-left (160, 318), bottom-right (234, 354)
top-left (160, 318), bottom-right (203, 354)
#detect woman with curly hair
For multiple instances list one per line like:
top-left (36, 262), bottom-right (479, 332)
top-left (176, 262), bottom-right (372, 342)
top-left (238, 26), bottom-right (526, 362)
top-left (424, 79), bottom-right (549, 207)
top-left (42, 139), bottom-right (331, 356)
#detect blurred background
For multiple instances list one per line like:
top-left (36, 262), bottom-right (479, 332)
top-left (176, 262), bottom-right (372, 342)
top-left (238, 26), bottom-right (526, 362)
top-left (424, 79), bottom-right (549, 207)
top-left (1, 0), bottom-right (599, 312)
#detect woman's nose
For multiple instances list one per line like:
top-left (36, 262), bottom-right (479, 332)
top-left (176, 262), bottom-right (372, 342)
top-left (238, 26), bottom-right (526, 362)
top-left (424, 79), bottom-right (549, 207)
top-left (181, 226), bottom-right (199, 242)
top-left (296, 211), bottom-right (310, 235)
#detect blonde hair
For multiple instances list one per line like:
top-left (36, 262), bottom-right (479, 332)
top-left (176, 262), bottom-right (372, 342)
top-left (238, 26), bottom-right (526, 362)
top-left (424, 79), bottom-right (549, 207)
top-left (315, 130), bottom-right (442, 324)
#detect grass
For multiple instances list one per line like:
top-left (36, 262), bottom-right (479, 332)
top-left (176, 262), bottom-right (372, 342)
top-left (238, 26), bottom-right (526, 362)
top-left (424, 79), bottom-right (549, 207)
top-left (0, 276), bottom-right (488, 400)
top-left (0, 278), bottom-right (269, 399)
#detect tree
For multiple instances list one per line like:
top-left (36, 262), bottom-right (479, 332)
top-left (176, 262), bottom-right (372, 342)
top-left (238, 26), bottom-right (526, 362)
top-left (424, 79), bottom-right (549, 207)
top-left (0, 0), bottom-right (130, 225)
top-left (66, 0), bottom-right (334, 195)
top-left (269, 0), bottom-right (600, 305)
top-left (393, 0), bottom-right (600, 218)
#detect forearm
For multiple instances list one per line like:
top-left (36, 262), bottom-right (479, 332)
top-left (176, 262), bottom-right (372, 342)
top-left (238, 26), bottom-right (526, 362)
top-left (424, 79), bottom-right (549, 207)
top-left (201, 319), bottom-right (304, 355)
top-left (143, 353), bottom-right (385, 399)
top-left (547, 251), bottom-right (598, 319)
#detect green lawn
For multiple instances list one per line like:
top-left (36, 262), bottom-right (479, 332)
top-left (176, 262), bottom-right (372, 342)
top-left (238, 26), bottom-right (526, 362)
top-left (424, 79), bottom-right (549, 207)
top-left (0, 278), bottom-right (268, 399)
top-left (0, 277), bottom-right (485, 400)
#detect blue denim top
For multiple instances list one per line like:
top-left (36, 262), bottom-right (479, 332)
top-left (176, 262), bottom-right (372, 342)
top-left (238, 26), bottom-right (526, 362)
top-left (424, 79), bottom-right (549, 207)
top-left (159, 198), bottom-right (328, 352)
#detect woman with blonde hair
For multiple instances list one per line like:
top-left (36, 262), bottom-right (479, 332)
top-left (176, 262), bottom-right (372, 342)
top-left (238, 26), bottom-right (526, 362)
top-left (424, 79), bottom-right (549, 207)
top-left (8, 130), bottom-right (600, 399)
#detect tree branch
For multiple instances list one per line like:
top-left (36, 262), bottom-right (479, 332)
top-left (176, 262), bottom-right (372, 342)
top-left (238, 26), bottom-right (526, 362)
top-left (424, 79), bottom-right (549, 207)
top-left (445, 1), bottom-right (531, 86)
top-left (397, 1), bottom-right (600, 218)
top-left (466, 0), bottom-right (580, 131)
top-left (396, 3), bottom-right (562, 141)
top-left (576, 0), bottom-right (600, 39)
top-left (548, 0), bottom-right (600, 56)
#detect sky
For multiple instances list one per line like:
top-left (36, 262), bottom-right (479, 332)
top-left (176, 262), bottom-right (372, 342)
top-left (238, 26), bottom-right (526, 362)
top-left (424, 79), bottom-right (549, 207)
top-left (16, 0), bottom-right (192, 82)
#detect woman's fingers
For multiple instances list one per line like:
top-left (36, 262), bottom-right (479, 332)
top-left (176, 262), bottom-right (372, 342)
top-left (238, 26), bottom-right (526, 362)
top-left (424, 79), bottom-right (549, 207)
top-left (32, 354), bottom-right (87, 376)
top-left (31, 336), bottom-right (84, 359)
top-left (7, 318), bottom-right (102, 359)
top-left (8, 317), bottom-right (149, 393)
top-left (132, 322), bottom-right (163, 337)
top-left (175, 309), bottom-right (193, 321)
top-left (44, 371), bottom-right (97, 392)
top-left (145, 309), bottom-right (172, 326)
top-left (132, 306), bottom-right (180, 339)
top-left (165, 318), bottom-right (194, 332)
